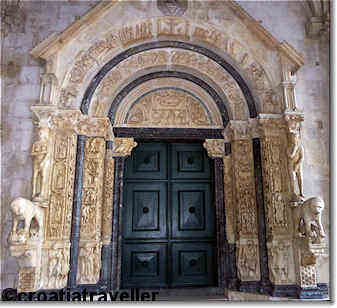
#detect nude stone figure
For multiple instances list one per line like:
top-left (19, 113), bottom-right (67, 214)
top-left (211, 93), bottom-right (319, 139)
top-left (32, 126), bottom-right (51, 201)
top-left (287, 130), bottom-right (304, 200)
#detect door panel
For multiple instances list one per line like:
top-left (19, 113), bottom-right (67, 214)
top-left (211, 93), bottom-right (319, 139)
top-left (171, 183), bottom-right (214, 238)
top-left (123, 182), bottom-right (167, 239)
top-left (122, 243), bottom-right (167, 287)
top-left (125, 143), bottom-right (167, 180)
top-left (122, 142), bottom-right (216, 288)
top-left (171, 144), bottom-right (211, 179)
top-left (171, 242), bottom-right (215, 287)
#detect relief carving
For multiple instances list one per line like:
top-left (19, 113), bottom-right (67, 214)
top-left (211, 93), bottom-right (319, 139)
top-left (232, 140), bottom-right (258, 237)
top-left (157, 17), bottom-right (189, 39)
top-left (118, 21), bottom-right (153, 46)
top-left (47, 133), bottom-right (77, 240)
top-left (47, 246), bottom-right (70, 289)
top-left (237, 240), bottom-right (260, 281)
top-left (126, 89), bottom-right (211, 127)
top-left (77, 138), bottom-right (105, 284)
top-left (77, 243), bottom-right (101, 285)
top-left (157, 0), bottom-right (188, 16)
top-left (268, 241), bottom-right (290, 284)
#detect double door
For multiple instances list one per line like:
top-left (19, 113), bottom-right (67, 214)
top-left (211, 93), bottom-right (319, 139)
top-left (121, 142), bottom-right (216, 288)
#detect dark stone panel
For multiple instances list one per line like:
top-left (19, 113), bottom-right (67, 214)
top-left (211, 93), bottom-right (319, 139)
top-left (214, 158), bottom-right (227, 289)
top-left (113, 127), bottom-right (224, 139)
top-left (108, 71), bottom-right (229, 126)
top-left (67, 135), bottom-right (87, 288)
top-left (80, 41), bottom-right (257, 118)
top-left (98, 244), bottom-right (112, 290)
top-left (224, 142), bottom-right (231, 156)
top-left (226, 243), bottom-right (239, 291)
top-left (110, 157), bottom-right (126, 291)
top-left (252, 138), bottom-right (272, 295)
top-left (106, 140), bottom-right (113, 150)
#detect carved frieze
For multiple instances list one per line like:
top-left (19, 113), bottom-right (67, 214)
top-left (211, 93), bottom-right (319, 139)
top-left (126, 89), bottom-right (211, 127)
top-left (47, 133), bottom-right (77, 240)
top-left (79, 138), bottom-right (105, 241)
top-left (77, 137), bottom-right (105, 285)
top-left (232, 140), bottom-right (258, 237)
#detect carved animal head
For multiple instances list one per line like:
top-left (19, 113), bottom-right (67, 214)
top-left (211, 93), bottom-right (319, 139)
top-left (306, 197), bottom-right (325, 216)
top-left (10, 198), bottom-right (26, 219)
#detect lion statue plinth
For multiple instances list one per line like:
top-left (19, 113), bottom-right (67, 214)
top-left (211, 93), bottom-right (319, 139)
top-left (296, 197), bottom-right (325, 244)
top-left (9, 197), bottom-right (44, 243)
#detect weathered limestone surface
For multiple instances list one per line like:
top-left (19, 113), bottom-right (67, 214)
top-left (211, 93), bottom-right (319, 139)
top-left (1, 0), bottom-right (329, 291)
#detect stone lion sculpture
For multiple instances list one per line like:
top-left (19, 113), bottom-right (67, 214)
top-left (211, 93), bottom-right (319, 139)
top-left (297, 197), bottom-right (325, 243)
top-left (9, 197), bottom-right (44, 242)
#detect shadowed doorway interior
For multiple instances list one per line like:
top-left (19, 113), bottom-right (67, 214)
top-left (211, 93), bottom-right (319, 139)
top-left (121, 141), bottom-right (217, 288)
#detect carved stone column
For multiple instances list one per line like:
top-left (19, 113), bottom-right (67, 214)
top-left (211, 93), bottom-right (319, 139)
top-left (109, 138), bottom-right (137, 290)
top-left (224, 121), bottom-right (261, 290)
top-left (279, 43), bottom-right (304, 113)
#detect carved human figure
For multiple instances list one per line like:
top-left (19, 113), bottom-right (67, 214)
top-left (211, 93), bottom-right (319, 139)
top-left (297, 197), bottom-right (326, 243)
top-left (9, 197), bottom-right (44, 242)
top-left (238, 241), bottom-right (257, 280)
top-left (287, 130), bottom-right (304, 200)
top-left (78, 244), bottom-right (94, 283)
top-left (270, 243), bottom-right (289, 283)
top-left (32, 126), bottom-right (51, 201)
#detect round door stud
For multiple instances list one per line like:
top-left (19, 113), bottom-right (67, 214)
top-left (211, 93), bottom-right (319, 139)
top-left (143, 207), bottom-right (149, 213)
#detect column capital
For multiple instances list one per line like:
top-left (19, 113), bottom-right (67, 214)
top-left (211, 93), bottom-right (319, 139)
top-left (111, 138), bottom-right (137, 157)
top-left (203, 139), bottom-right (225, 158)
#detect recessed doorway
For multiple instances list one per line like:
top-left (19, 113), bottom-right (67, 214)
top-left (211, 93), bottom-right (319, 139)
top-left (121, 141), bottom-right (217, 288)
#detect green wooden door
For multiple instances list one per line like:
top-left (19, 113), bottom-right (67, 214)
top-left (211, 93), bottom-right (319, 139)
top-left (121, 142), bottom-right (216, 288)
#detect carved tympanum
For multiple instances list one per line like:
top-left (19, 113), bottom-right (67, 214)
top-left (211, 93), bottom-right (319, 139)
top-left (126, 89), bottom-right (211, 127)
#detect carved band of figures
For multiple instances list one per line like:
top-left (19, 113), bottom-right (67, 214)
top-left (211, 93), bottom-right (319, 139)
top-left (77, 137), bottom-right (105, 285)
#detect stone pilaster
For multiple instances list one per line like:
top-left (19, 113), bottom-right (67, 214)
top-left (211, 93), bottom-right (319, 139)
top-left (225, 120), bottom-right (261, 283)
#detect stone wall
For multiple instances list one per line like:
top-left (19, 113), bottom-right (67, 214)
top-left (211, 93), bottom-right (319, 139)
top-left (1, 0), bottom-right (329, 290)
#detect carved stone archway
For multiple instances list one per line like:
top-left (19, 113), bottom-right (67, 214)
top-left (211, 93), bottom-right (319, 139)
top-left (7, 1), bottom-right (327, 300)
